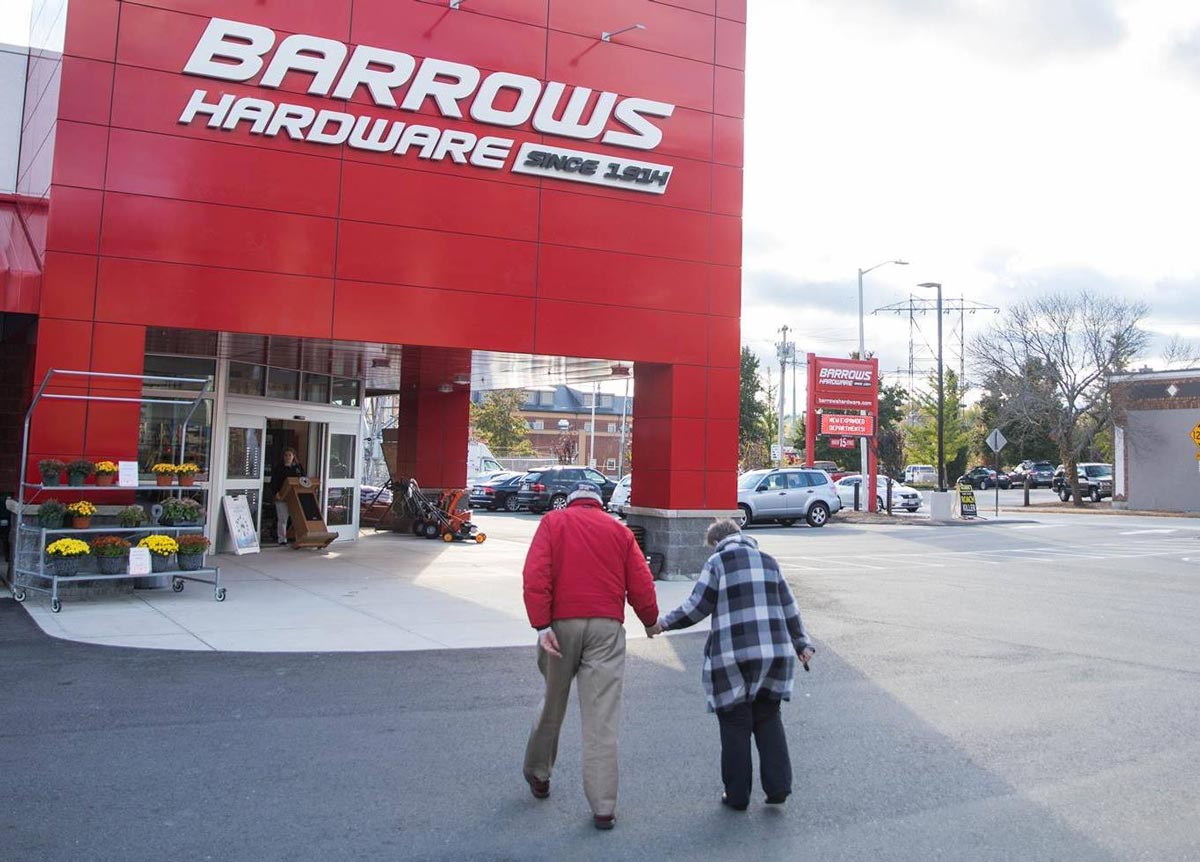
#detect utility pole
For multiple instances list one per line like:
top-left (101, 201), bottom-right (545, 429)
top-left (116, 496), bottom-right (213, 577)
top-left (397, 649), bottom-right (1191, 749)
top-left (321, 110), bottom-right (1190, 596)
top-left (776, 325), bottom-right (789, 466)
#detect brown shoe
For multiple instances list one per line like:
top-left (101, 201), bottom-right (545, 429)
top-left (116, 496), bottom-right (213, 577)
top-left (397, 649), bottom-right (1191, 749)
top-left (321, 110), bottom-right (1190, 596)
top-left (593, 814), bottom-right (616, 830)
top-left (526, 776), bottom-right (550, 799)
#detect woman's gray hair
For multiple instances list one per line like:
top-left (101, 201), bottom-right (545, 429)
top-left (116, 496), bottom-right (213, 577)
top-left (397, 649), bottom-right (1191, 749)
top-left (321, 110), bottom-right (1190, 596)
top-left (705, 518), bottom-right (741, 547)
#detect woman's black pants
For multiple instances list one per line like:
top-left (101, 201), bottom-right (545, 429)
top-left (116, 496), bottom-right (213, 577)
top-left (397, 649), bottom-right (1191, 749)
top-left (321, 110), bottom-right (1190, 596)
top-left (716, 692), bottom-right (792, 807)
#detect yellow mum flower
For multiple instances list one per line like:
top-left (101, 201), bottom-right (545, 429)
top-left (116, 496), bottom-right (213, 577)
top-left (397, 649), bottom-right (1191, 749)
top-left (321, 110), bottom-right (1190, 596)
top-left (66, 500), bottom-right (97, 516)
top-left (94, 461), bottom-right (119, 474)
top-left (47, 538), bottom-right (91, 557)
top-left (138, 535), bottom-right (179, 556)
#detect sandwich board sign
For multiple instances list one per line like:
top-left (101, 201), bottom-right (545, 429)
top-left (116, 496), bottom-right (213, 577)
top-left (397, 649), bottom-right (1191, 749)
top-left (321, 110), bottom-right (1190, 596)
top-left (957, 482), bottom-right (978, 519)
top-left (221, 494), bottom-right (260, 555)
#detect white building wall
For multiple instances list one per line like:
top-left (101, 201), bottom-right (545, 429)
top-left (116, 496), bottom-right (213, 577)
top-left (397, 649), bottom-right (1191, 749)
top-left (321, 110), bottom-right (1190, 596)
top-left (0, 44), bottom-right (28, 195)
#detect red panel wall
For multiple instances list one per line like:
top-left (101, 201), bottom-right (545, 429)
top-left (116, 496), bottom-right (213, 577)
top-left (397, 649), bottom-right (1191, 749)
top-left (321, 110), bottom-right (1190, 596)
top-left (34, 0), bottom-right (745, 510)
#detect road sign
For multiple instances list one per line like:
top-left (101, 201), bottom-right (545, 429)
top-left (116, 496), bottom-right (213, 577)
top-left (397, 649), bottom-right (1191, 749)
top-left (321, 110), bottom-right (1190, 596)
top-left (986, 428), bottom-right (1008, 453)
top-left (1191, 422), bottom-right (1200, 446)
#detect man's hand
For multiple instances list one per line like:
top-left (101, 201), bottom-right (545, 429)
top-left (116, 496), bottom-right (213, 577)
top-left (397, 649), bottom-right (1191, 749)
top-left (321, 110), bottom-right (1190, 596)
top-left (645, 623), bottom-right (663, 638)
top-left (800, 646), bottom-right (814, 670)
top-left (538, 629), bottom-right (562, 658)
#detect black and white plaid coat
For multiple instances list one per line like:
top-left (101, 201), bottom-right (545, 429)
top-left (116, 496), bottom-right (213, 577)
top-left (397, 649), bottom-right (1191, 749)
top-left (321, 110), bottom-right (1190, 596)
top-left (659, 533), bottom-right (813, 713)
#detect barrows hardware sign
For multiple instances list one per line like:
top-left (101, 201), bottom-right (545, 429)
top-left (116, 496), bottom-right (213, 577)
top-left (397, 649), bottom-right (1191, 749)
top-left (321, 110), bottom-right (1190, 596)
top-left (179, 18), bottom-right (677, 194)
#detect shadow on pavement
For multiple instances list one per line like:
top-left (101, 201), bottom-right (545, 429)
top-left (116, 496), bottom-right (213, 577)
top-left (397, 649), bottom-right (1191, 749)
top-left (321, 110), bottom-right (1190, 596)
top-left (0, 598), bottom-right (1113, 861)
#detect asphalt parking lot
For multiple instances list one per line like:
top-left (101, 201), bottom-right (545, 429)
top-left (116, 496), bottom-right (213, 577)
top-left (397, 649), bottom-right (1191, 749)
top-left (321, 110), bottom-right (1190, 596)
top-left (4, 509), bottom-right (1199, 860)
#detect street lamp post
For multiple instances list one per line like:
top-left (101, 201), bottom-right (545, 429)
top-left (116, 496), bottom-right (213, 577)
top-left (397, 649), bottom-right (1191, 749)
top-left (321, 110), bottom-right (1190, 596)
top-left (917, 282), bottom-right (945, 491)
top-left (857, 260), bottom-right (908, 502)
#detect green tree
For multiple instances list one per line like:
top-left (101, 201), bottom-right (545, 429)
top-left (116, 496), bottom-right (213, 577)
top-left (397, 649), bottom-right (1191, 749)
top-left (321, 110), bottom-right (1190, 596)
top-left (739, 347), bottom-right (775, 469)
top-left (904, 369), bottom-right (973, 486)
top-left (469, 390), bottom-right (535, 457)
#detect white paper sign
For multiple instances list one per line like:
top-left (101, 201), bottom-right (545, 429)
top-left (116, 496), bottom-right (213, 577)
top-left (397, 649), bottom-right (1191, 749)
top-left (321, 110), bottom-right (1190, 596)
top-left (222, 495), bottom-right (260, 555)
top-left (128, 547), bottom-right (152, 575)
top-left (118, 461), bottom-right (140, 488)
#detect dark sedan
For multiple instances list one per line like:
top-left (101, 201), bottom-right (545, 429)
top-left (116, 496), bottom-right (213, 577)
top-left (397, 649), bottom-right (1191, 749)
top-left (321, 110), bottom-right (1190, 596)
top-left (957, 467), bottom-right (1010, 490)
top-left (469, 472), bottom-right (525, 511)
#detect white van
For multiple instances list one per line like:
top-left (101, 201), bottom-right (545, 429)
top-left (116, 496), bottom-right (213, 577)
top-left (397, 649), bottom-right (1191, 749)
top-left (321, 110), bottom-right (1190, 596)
top-left (903, 464), bottom-right (937, 485)
top-left (467, 440), bottom-right (505, 485)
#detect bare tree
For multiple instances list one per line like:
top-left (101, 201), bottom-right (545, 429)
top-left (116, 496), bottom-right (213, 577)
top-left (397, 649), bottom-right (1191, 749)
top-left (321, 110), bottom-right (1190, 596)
top-left (1161, 334), bottom-right (1200, 369)
top-left (970, 292), bottom-right (1149, 506)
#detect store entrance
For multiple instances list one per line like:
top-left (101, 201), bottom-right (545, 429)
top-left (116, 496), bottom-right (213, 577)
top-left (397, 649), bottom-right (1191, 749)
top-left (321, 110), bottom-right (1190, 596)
top-left (264, 419), bottom-right (324, 545)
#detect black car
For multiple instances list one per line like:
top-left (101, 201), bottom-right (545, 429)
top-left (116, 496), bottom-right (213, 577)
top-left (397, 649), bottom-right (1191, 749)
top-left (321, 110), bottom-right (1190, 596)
top-left (469, 472), bottom-right (525, 511)
top-left (1010, 460), bottom-right (1055, 488)
top-left (1053, 463), bottom-right (1113, 502)
top-left (517, 466), bottom-right (619, 513)
top-left (957, 467), bottom-right (1010, 490)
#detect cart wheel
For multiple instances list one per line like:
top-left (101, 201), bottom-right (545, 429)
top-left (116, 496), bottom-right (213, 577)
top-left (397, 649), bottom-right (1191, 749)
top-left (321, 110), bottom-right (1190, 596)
top-left (50, 598), bottom-right (62, 613)
top-left (214, 587), bottom-right (226, 602)
top-left (475, 533), bottom-right (487, 544)
top-left (412, 519), bottom-right (425, 536)
top-left (441, 532), bottom-right (455, 543)
top-left (12, 588), bottom-right (25, 602)
top-left (422, 522), bottom-right (440, 539)
top-left (172, 578), bottom-right (185, 592)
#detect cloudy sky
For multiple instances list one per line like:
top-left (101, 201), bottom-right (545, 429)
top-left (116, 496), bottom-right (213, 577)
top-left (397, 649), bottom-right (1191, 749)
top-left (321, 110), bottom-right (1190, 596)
top-left (3, 0), bottom-right (1199, 398)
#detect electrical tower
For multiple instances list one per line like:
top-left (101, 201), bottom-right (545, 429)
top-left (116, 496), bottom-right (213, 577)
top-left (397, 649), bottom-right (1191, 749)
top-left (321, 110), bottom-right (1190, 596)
top-left (873, 295), bottom-right (999, 414)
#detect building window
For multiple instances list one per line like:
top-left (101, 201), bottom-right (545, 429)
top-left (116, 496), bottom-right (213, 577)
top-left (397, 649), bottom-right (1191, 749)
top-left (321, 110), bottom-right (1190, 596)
top-left (267, 367), bottom-right (300, 401)
top-left (584, 422), bottom-right (592, 432)
top-left (606, 458), bottom-right (616, 471)
top-left (143, 354), bottom-right (216, 391)
top-left (607, 423), bottom-right (617, 433)
top-left (228, 362), bottom-right (265, 397)
top-left (531, 420), bottom-right (544, 431)
top-left (332, 377), bottom-right (361, 407)
top-left (303, 373), bottom-right (330, 403)
top-left (539, 391), bottom-right (554, 406)
top-left (600, 395), bottom-right (613, 408)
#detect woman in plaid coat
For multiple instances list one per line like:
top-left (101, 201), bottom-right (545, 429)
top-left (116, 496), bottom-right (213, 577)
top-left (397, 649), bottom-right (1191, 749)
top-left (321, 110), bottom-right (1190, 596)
top-left (652, 519), bottom-right (815, 810)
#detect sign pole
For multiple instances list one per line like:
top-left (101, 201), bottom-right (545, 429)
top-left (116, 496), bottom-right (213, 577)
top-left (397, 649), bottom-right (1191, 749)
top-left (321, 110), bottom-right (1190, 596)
top-left (995, 447), bottom-right (1000, 516)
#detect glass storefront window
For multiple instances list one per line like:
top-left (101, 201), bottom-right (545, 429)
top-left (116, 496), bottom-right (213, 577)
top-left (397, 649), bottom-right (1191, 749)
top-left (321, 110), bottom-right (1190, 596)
top-left (138, 400), bottom-right (212, 474)
top-left (145, 328), bottom-right (218, 357)
top-left (229, 362), bottom-right (265, 396)
top-left (226, 426), bottom-right (263, 480)
top-left (303, 373), bottom-right (330, 403)
top-left (326, 487), bottom-right (352, 526)
top-left (143, 354), bottom-right (216, 391)
top-left (266, 367), bottom-right (300, 400)
top-left (332, 378), bottom-right (360, 407)
top-left (329, 433), bottom-right (356, 479)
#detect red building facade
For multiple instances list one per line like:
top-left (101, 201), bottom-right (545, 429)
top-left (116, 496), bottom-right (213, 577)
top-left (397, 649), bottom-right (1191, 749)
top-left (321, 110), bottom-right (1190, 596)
top-left (4, 0), bottom-right (744, 572)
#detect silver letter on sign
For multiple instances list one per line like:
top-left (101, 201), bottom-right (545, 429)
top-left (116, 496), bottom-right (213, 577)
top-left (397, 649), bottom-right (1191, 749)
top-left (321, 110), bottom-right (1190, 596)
top-left (183, 18), bottom-right (276, 82)
top-left (470, 72), bottom-right (542, 126)
top-left (399, 58), bottom-right (481, 119)
top-left (332, 45), bottom-right (417, 108)
top-left (260, 34), bottom-right (348, 96)
top-left (603, 98), bottom-right (674, 150)
top-left (532, 83), bottom-right (617, 141)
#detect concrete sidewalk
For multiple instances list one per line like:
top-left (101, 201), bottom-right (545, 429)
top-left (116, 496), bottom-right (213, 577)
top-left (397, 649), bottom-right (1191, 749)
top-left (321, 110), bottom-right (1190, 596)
top-left (8, 512), bottom-right (695, 652)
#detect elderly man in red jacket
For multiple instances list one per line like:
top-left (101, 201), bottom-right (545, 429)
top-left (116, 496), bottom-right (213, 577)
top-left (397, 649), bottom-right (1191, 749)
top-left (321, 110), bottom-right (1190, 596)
top-left (522, 481), bottom-right (659, 830)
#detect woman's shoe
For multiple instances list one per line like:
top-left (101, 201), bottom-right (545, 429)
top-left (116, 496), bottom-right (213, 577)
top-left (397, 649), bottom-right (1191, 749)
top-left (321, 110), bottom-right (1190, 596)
top-left (721, 793), bottom-right (748, 811)
top-left (765, 792), bottom-right (790, 805)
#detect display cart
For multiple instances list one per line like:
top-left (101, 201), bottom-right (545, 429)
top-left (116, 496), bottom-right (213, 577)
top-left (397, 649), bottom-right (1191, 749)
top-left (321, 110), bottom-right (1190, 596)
top-left (7, 369), bottom-right (225, 612)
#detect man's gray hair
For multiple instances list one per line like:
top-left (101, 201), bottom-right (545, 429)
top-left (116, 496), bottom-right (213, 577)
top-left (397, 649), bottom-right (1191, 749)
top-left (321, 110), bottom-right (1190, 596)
top-left (706, 518), bottom-right (741, 547)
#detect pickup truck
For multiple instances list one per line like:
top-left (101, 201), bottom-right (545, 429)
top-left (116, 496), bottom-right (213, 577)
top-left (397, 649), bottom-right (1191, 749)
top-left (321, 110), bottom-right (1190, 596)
top-left (1053, 463), bottom-right (1114, 503)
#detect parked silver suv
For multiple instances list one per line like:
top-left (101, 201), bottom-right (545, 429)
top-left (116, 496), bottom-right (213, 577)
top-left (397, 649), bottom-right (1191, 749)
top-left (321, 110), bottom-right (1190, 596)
top-left (736, 468), bottom-right (842, 528)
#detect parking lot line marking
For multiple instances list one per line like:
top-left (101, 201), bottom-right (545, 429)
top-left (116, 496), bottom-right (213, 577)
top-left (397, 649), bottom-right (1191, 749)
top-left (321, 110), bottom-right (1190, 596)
top-left (1119, 529), bottom-right (1177, 535)
top-left (1007, 524), bottom-right (1066, 530)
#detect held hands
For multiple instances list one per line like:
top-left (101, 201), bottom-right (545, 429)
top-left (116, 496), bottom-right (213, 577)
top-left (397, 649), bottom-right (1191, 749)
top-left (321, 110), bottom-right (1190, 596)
top-left (644, 623), bottom-right (664, 638)
top-left (538, 629), bottom-right (563, 658)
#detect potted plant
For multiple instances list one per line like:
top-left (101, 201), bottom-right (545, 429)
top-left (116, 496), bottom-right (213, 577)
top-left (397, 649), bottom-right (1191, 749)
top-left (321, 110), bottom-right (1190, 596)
top-left (176, 533), bottom-right (211, 571)
top-left (38, 458), bottom-right (65, 487)
top-left (176, 462), bottom-right (201, 486)
top-left (66, 459), bottom-right (95, 487)
top-left (160, 497), bottom-right (203, 526)
top-left (37, 499), bottom-right (66, 529)
top-left (137, 534), bottom-right (178, 572)
top-left (117, 505), bottom-right (147, 528)
top-left (66, 500), bottom-right (97, 529)
top-left (45, 537), bottom-right (91, 577)
top-left (91, 535), bottom-right (131, 574)
top-left (94, 460), bottom-right (119, 486)
top-left (151, 463), bottom-right (176, 486)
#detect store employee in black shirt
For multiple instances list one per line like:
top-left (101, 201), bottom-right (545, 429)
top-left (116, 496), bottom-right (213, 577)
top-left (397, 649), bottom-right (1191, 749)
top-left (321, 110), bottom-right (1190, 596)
top-left (271, 447), bottom-right (304, 545)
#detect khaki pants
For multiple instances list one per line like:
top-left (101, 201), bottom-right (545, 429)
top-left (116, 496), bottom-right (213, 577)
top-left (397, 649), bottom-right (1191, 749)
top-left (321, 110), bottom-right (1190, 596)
top-left (523, 617), bottom-right (626, 817)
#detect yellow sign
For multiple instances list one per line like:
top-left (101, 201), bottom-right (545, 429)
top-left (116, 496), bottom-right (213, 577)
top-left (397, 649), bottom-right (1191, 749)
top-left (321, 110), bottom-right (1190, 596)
top-left (1193, 422), bottom-right (1200, 446)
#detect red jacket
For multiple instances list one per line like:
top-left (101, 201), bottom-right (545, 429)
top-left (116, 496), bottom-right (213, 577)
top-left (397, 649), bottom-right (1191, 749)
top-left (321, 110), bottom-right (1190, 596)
top-left (522, 499), bottom-right (659, 630)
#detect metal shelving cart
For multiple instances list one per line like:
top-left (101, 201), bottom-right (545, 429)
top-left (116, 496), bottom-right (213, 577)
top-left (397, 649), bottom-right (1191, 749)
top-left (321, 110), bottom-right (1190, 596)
top-left (8, 369), bottom-right (225, 612)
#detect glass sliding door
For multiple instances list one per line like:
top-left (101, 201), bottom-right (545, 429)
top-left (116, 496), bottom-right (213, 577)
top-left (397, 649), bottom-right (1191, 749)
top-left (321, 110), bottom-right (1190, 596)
top-left (323, 421), bottom-right (360, 540)
top-left (222, 413), bottom-right (266, 549)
